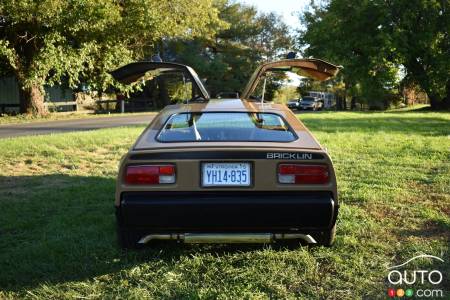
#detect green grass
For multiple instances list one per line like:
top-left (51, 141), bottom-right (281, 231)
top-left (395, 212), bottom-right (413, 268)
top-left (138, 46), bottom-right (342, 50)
top-left (0, 111), bottom-right (449, 299)
top-left (386, 104), bottom-right (430, 112)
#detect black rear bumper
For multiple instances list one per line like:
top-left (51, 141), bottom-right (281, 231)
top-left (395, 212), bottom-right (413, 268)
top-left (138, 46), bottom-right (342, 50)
top-left (117, 191), bottom-right (338, 232)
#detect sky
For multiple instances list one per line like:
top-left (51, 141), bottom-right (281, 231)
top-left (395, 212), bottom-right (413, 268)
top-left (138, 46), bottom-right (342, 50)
top-left (239, 0), bottom-right (312, 86)
top-left (239, 0), bottom-right (310, 31)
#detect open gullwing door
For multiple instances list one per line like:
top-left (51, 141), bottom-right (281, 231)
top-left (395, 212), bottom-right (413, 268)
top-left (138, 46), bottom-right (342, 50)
top-left (241, 58), bottom-right (342, 99)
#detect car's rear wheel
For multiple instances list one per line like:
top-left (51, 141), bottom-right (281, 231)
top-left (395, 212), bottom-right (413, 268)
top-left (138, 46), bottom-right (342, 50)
top-left (116, 224), bottom-right (142, 249)
top-left (314, 223), bottom-right (336, 247)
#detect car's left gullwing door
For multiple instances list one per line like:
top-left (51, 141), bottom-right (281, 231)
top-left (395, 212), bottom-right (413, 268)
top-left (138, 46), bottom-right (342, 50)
top-left (110, 61), bottom-right (210, 100)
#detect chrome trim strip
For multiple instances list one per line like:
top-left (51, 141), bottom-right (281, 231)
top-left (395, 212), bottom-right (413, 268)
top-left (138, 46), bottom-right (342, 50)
top-left (138, 233), bottom-right (317, 244)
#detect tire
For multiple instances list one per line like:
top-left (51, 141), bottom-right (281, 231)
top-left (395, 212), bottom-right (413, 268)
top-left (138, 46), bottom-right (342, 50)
top-left (314, 223), bottom-right (336, 247)
top-left (116, 224), bottom-right (142, 249)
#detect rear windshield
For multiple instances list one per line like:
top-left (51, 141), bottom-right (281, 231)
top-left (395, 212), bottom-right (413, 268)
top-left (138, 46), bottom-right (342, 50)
top-left (157, 112), bottom-right (297, 142)
top-left (302, 97), bottom-right (315, 102)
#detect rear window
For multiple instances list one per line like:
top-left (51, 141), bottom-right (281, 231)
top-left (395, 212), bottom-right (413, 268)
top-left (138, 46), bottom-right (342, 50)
top-left (157, 112), bottom-right (297, 142)
top-left (302, 97), bottom-right (315, 102)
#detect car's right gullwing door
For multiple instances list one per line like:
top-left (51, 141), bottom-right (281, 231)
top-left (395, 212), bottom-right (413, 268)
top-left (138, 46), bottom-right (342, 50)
top-left (241, 58), bottom-right (342, 99)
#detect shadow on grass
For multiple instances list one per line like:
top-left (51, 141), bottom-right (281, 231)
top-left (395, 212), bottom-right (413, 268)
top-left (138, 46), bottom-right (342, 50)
top-left (386, 106), bottom-right (442, 113)
top-left (398, 219), bottom-right (450, 241)
top-left (299, 114), bottom-right (449, 137)
top-left (0, 174), bottom-right (310, 292)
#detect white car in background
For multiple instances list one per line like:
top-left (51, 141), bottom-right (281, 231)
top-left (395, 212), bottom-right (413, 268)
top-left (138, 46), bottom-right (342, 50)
top-left (299, 96), bottom-right (323, 111)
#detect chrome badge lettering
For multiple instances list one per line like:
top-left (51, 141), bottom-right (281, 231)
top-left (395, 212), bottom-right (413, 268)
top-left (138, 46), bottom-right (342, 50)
top-left (266, 153), bottom-right (313, 160)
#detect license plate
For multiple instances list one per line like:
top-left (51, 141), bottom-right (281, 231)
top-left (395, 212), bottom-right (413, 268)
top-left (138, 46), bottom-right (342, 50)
top-left (202, 162), bottom-right (251, 187)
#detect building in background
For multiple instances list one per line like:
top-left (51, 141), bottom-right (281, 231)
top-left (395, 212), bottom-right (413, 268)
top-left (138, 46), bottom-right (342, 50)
top-left (307, 91), bottom-right (336, 108)
top-left (0, 76), bottom-right (75, 113)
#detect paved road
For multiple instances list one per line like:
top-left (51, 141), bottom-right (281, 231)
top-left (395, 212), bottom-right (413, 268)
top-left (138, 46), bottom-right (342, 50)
top-left (0, 114), bottom-right (155, 139)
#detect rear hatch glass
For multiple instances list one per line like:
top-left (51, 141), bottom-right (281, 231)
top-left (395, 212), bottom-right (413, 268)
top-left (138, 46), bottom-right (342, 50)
top-left (302, 97), bottom-right (315, 103)
top-left (157, 112), bottom-right (297, 142)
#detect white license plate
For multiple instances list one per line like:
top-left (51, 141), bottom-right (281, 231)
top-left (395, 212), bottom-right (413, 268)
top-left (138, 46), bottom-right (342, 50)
top-left (202, 163), bottom-right (251, 187)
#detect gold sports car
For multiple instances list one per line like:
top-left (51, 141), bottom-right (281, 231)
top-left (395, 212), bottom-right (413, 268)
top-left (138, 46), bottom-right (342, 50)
top-left (111, 58), bottom-right (341, 248)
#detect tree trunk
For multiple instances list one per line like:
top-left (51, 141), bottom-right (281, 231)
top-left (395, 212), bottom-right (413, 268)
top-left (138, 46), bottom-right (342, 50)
top-left (428, 93), bottom-right (442, 110)
top-left (443, 79), bottom-right (450, 110)
top-left (343, 79), bottom-right (351, 110)
top-left (405, 58), bottom-right (449, 110)
top-left (336, 95), bottom-right (342, 110)
top-left (351, 96), bottom-right (356, 110)
top-left (341, 92), bottom-right (346, 110)
top-left (157, 77), bottom-right (169, 108)
top-left (19, 84), bottom-right (47, 115)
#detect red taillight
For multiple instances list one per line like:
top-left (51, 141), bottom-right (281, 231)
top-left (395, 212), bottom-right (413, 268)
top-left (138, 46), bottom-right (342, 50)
top-left (125, 165), bottom-right (175, 185)
top-left (278, 164), bottom-right (329, 184)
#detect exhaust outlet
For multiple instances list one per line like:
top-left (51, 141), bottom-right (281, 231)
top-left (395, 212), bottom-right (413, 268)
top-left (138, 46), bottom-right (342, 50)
top-left (138, 233), bottom-right (316, 244)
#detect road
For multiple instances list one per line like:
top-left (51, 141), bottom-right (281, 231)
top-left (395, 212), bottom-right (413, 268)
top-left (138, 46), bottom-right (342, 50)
top-left (0, 114), bottom-right (155, 139)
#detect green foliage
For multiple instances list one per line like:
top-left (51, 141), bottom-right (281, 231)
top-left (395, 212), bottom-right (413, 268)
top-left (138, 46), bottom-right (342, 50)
top-left (165, 75), bottom-right (193, 103)
top-left (0, 0), bottom-right (225, 113)
top-left (167, 1), bottom-right (294, 97)
top-left (0, 0), bottom-right (293, 113)
top-left (273, 85), bottom-right (299, 103)
top-left (251, 72), bottom-right (287, 101)
top-left (387, 0), bottom-right (450, 108)
top-left (299, 0), bottom-right (450, 109)
top-left (297, 78), bottom-right (331, 97)
top-left (299, 0), bottom-right (400, 109)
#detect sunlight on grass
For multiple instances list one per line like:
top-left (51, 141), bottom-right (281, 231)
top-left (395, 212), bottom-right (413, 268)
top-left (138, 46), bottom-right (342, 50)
top-left (0, 111), bottom-right (449, 299)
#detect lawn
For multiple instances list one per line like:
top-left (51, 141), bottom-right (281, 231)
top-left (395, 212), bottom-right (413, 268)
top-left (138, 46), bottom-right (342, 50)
top-left (0, 111), bottom-right (449, 299)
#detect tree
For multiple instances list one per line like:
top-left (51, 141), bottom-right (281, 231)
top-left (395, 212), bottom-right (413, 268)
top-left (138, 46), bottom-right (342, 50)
top-left (299, 0), bottom-right (400, 109)
top-left (273, 85), bottom-right (299, 104)
top-left (165, 0), bottom-right (294, 97)
top-left (0, 0), bottom-right (224, 115)
top-left (299, 0), bottom-right (450, 110)
top-left (386, 0), bottom-right (450, 109)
